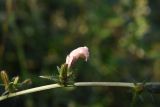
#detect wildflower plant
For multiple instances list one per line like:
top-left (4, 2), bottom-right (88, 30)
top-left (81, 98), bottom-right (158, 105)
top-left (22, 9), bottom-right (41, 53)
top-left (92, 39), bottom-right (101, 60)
top-left (1, 46), bottom-right (160, 107)
top-left (40, 46), bottom-right (89, 86)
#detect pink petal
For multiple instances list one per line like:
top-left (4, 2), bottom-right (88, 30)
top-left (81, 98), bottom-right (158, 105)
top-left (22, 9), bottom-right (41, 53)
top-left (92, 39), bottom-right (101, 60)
top-left (65, 46), bottom-right (89, 68)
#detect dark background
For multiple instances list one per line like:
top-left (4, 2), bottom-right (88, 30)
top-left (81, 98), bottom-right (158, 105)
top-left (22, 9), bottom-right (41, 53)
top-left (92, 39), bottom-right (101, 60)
top-left (0, 0), bottom-right (160, 107)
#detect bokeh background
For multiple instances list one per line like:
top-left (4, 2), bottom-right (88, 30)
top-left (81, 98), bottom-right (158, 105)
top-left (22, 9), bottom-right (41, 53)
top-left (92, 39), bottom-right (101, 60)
top-left (0, 0), bottom-right (160, 107)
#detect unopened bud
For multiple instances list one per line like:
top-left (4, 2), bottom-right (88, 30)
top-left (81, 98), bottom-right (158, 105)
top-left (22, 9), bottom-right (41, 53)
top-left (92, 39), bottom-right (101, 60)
top-left (65, 46), bottom-right (89, 68)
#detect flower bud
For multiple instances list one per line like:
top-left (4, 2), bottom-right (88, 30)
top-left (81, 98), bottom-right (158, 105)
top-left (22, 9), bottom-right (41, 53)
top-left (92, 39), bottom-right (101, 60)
top-left (65, 46), bottom-right (89, 68)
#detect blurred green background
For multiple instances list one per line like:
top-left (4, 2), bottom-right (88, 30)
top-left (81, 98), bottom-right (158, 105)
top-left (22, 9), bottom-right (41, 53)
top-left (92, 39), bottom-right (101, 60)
top-left (0, 0), bottom-right (160, 107)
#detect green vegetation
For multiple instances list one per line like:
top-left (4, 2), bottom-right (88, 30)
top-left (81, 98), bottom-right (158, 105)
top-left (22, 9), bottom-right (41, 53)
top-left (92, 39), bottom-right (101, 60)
top-left (0, 0), bottom-right (160, 106)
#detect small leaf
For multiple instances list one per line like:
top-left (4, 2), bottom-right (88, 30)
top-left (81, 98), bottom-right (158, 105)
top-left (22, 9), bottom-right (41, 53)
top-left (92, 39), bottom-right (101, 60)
top-left (39, 75), bottom-right (59, 82)
top-left (57, 66), bottom-right (60, 73)
top-left (1, 90), bottom-right (9, 96)
top-left (39, 76), bottom-right (52, 80)
top-left (21, 79), bottom-right (32, 85)
top-left (13, 76), bottom-right (19, 85)
top-left (0, 70), bottom-right (10, 90)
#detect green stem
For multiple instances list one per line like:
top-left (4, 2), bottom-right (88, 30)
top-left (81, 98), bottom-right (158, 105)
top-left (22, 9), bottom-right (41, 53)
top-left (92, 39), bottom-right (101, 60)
top-left (74, 82), bottom-right (134, 87)
top-left (0, 82), bottom-right (134, 101)
top-left (0, 82), bottom-right (160, 101)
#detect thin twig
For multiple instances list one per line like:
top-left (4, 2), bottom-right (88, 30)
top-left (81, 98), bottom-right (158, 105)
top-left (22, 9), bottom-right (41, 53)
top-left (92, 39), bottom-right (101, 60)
top-left (0, 84), bottom-right (61, 101)
top-left (74, 82), bottom-right (134, 88)
top-left (0, 82), bottom-right (160, 101)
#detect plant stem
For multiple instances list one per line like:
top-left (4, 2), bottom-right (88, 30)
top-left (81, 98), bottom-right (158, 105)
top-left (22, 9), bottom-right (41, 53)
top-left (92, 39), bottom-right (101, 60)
top-left (0, 82), bottom-right (133, 101)
top-left (74, 82), bottom-right (134, 87)
top-left (0, 82), bottom-right (160, 101)
top-left (0, 84), bottom-right (61, 101)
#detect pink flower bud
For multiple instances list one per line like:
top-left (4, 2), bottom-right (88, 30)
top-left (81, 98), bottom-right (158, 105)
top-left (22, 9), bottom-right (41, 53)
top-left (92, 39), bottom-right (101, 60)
top-left (65, 46), bottom-right (89, 68)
